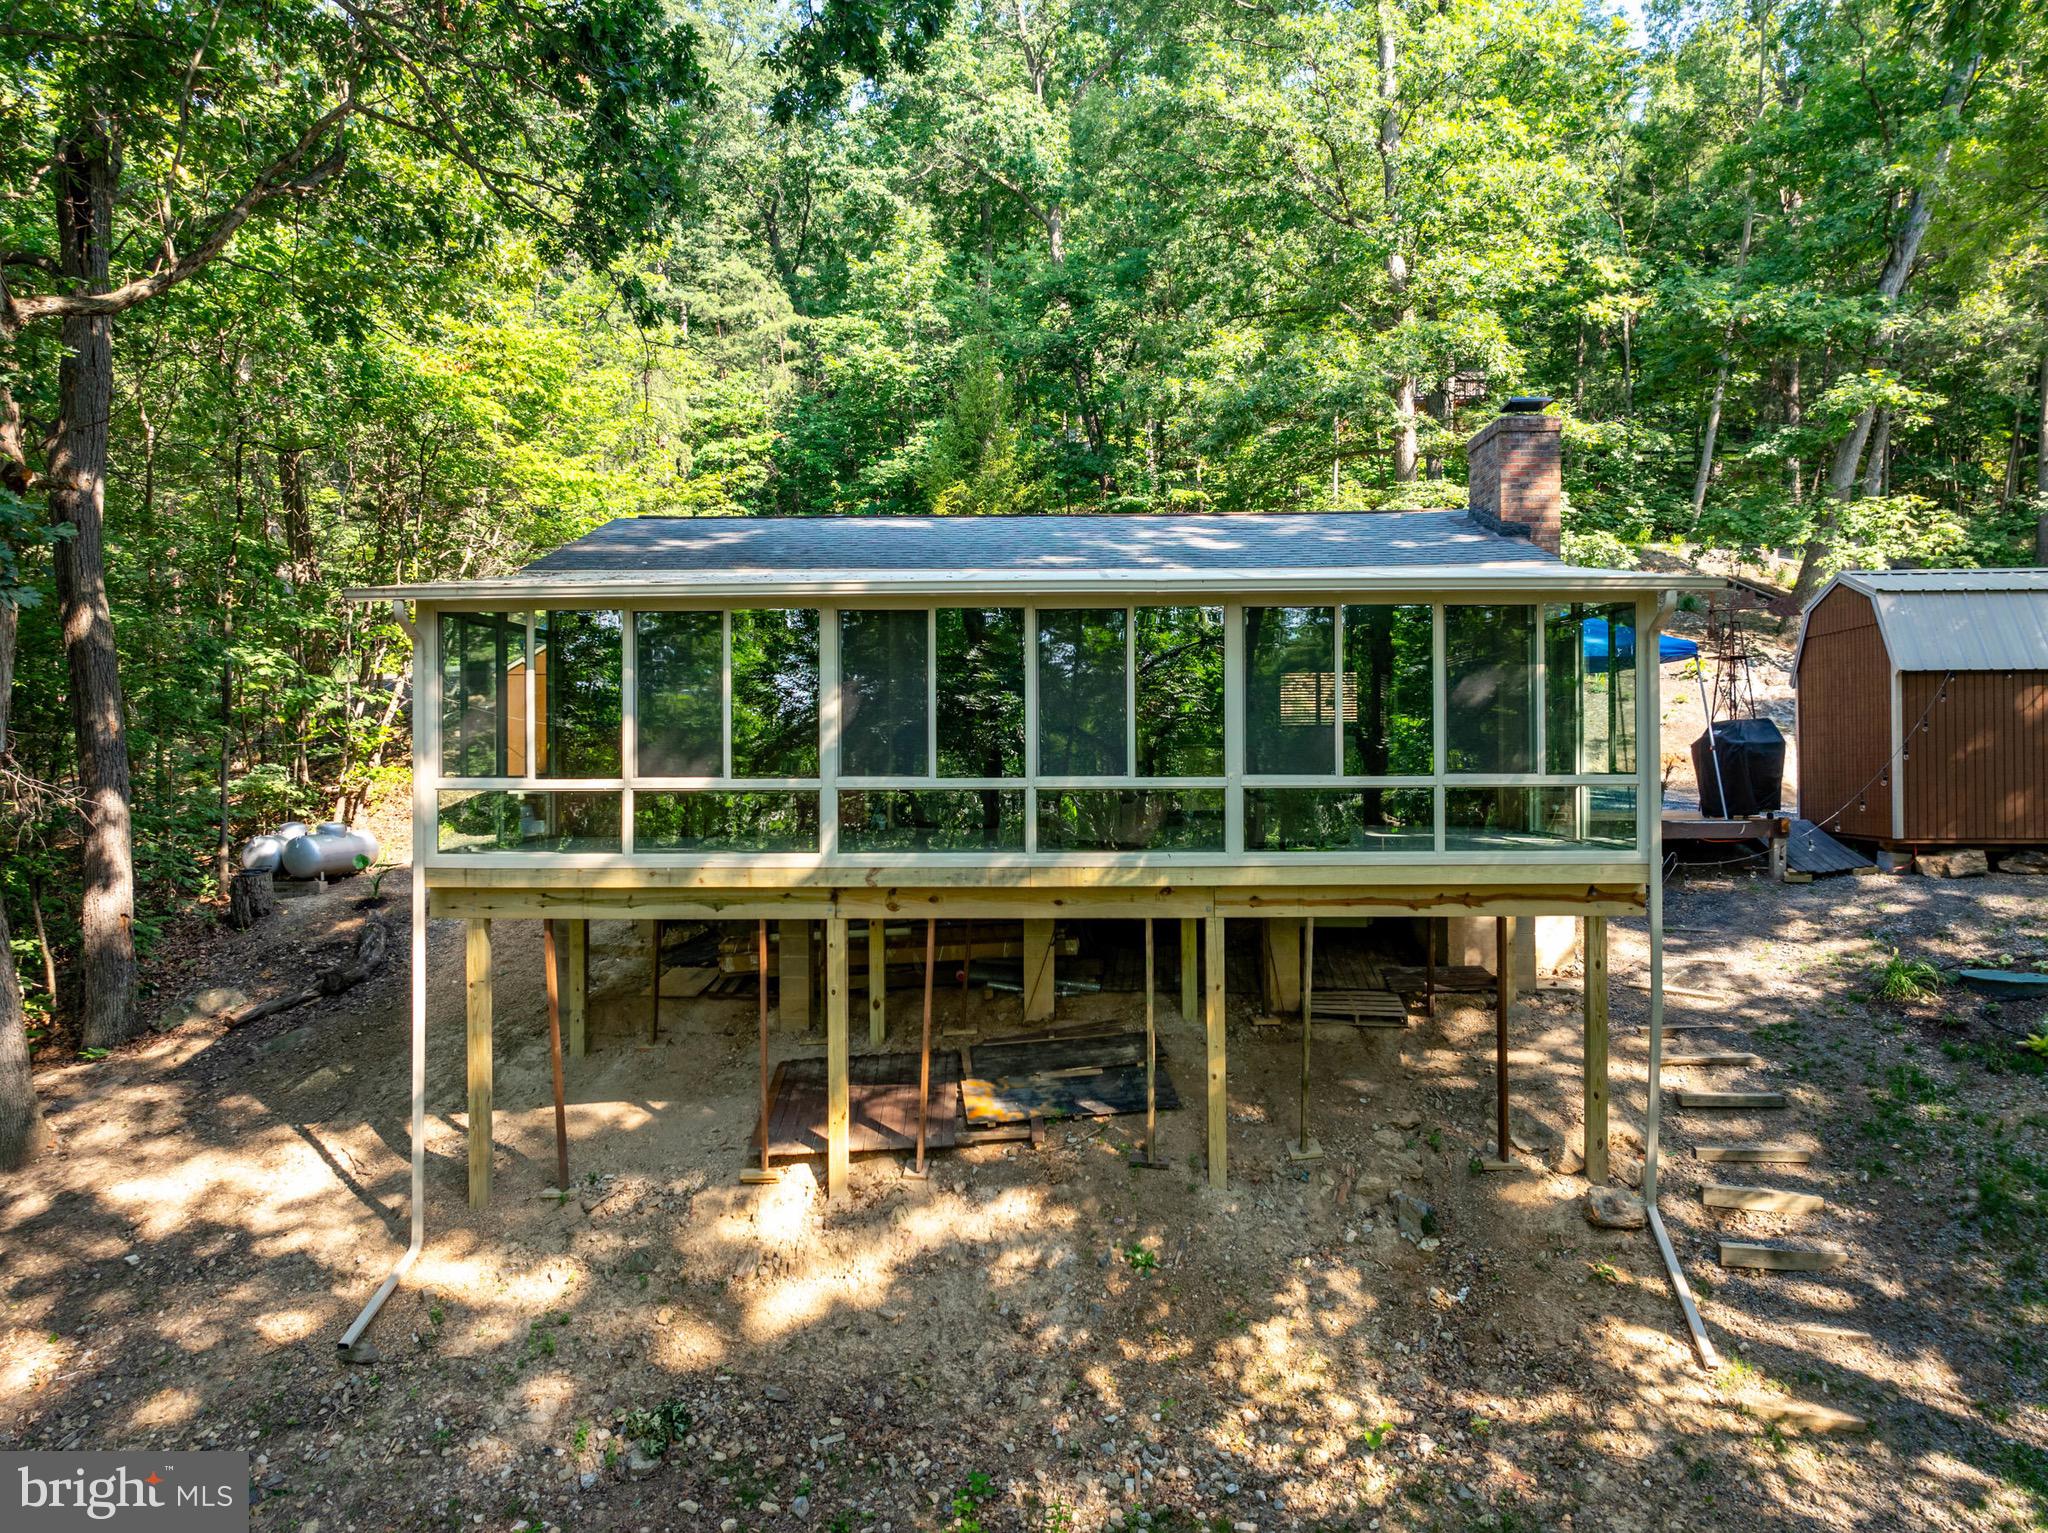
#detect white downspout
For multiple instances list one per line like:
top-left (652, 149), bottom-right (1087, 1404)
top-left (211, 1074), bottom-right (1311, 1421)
top-left (1643, 589), bottom-right (1718, 1369)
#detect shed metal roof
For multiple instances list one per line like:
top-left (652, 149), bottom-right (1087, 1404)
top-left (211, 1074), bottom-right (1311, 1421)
top-left (1795, 569), bottom-right (2048, 676)
top-left (346, 511), bottom-right (1724, 601)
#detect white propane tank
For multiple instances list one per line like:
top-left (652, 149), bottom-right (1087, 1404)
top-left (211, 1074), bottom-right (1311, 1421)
top-left (276, 821), bottom-right (310, 841)
top-left (240, 835), bottom-right (287, 874)
top-left (280, 828), bottom-right (380, 880)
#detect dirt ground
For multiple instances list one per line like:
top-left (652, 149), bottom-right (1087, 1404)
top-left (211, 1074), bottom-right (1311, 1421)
top-left (5, 613), bottom-right (2046, 1533)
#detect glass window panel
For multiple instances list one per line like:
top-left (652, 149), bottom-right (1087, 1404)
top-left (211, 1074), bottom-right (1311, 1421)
top-left (1244, 606), bottom-right (1336, 775)
top-left (730, 609), bottom-right (820, 777)
top-left (1342, 604), bottom-right (1433, 776)
top-left (838, 789), bottom-right (1025, 852)
top-left (1245, 788), bottom-right (1434, 852)
top-left (1544, 602), bottom-right (1638, 775)
top-left (536, 610), bottom-right (622, 777)
top-left (1444, 786), bottom-right (1638, 851)
top-left (436, 790), bottom-right (620, 853)
top-left (635, 611), bottom-right (722, 777)
top-left (635, 791), bottom-right (819, 852)
top-left (1035, 789), bottom-right (1225, 851)
top-left (1037, 608), bottom-right (1127, 776)
top-left (439, 611), bottom-right (526, 777)
top-left (1444, 604), bottom-right (1538, 774)
top-left (839, 609), bottom-right (929, 777)
top-left (936, 607), bottom-right (1025, 778)
top-left (1136, 606), bottom-right (1224, 776)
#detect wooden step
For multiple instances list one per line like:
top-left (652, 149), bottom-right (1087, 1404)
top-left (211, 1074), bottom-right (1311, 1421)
top-left (1720, 1241), bottom-right (1845, 1272)
top-left (1664, 1052), bottom-right (1768, 1069)
top-left (1703, 1183), bottom-right (1824, 1216)
top-left (1789, 1322), bottom-right (1871, 1343)
top-left (1672, 1090), bottom-right (1787, 1109)
top-left (1698, 1143), bottom-right (1814, 1164)
top-left (1741, 1396), bottom-right (1868, 1433)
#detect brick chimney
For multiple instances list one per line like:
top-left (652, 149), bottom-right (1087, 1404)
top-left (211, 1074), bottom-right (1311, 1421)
top-left (1465, 397), bottom-right (1561, 555)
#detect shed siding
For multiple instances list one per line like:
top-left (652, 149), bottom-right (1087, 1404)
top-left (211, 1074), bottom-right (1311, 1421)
top-left (1796, 586), bottom-right (1893, 840)
top-left (1900, 670), bottom-right (2048, 844)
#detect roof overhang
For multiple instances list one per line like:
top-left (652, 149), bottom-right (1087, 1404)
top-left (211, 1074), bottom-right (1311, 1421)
top-left (346, 565), bottom-right (1727, 604)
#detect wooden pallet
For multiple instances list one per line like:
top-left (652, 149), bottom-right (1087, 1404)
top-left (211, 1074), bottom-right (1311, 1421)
top-left (1308, 989), bottom-right (1410, 1028)
top-left (759, 1052), bottom-right (963, 1159)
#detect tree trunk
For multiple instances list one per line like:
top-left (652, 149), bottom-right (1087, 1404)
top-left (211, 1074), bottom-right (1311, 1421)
top-left (1792, 48), bottom-right (1981, 605)
top-left (1379, 8), bottom-right (1417, 483)
top-left (2036, 346), bottom-right (2047, 563)
top-left (1863, 409), bottom-right (1890, 497)
top-left (48, 125), bottom-right (138, 1048)
top-left (0, 600), bottom-right (48, 1169)
top-left (1690, 185), bottom-right (1759, 522)
top-left (1784, 354), bottom-right (1803, 505)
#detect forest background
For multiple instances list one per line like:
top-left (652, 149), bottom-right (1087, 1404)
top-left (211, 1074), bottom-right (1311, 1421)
top-left (1, 0), bottom-right (2044, 1138)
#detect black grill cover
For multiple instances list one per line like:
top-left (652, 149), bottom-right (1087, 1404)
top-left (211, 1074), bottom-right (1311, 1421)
top-left (1691, 717), bottom-right (1785, 818)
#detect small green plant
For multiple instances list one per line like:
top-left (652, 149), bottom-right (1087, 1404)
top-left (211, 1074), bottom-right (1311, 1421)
top-left (948, 1471), bottom-right (996, 1533)
top-left (1425, 1128), bottom-right (1443, 1152)
top-left (1468, 1153), bottom-right (1486, 1176)
top-left (2020, 1032), bottom-right (2048, 1060)
top-left (572, 1421), bottom-right (590, 1454)
top-left (1354, 1421), bottom-right (1395, 1452)
top-left (1588, 1260), bottom-right (1621, 1285)
top-left (620, 1398), bottom-right (692, 1453)
top-left (77, 1047), bottom-right (108, 1062)
top-left (1121, 1244), bottom-right (1157, 1273)
top-left (1874, 949), bottom-right (1940, 1003)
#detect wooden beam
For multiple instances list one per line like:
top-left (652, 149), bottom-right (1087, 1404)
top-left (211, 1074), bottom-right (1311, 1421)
top-left (1262, 918), bottom-right (1302, 1014)
top-left (1180, 916), bottom-right (1198, 1023)
top-left (868, 918), bottom-right (887, 1045)
top-left (566, 918), bottom-right (588, 1059)
top-left (1704, 1183), bottom-right (1823, 1215)
top-left (778, 920), bottom-right (812, 1032)
top-left (466, 918), bottom-right (493, 1209)
top-left (1720, 1241), bottom-right (1844, 1272)
top-left (1697, 1143), bottom-right (1814, 1164)
top-left (1022, 918), bottom-right (1056, 1023)
top-left (1205, 914), bottom-right (1227, 1189)
top-left (645, 919), bottom-right (662, 1043)
top-left (1583, 914), bottom-right (1609, 1186)
top-left (825, 917), bottom-right (850, 1198)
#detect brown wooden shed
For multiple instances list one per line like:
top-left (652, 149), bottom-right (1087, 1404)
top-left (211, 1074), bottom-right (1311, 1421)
top-left (1793, 570), bottom-right (2048, 848)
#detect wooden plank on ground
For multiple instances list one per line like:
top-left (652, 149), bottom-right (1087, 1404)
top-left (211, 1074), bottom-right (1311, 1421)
top-left (1673, 1090), bottom-right (1788, 1109)
top-left (1741, 1397), bottom-right (1868, 1433)
top-left (1720, 1241), bottom-right (1845, 1272)
top-left (1704, 1183), bottom-right (1825, 1215)
top-left (1665, 1052), bottom-right (1768, 1068)
top-left (761, 1051), bottom-right (964, 1157)
top-left (1698, 1143), bottom-right (1814, 1164)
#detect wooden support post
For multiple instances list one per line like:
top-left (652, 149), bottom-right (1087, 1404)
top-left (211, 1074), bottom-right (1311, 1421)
top-left (1205, 914), bottom-right (1228, 1189)
top-left (825, 917), bottom-right (851, 1199)
top-left (1495, 916), bottom-right (1512, 1163)
top-left (465, 918), bottom-right (493, 1209)
top-left (868, 918), bottom-right (887, 1045)
top-left (1180, 917), bottom-right (1198, 1023)
top-left (646, 919), bottom-right (662, 1043)
top-left (543, 920), bottom-right (569, 1193)
top-left (566, 919), bottom-right (588, 1059)
top-left (1138, 918), bottom-right (1160, 1167)
top-left (1261, 918), bottom-right (1302, 1014)
top-left (1424, 918), bottom-right (1438, 1019)
top-left (1022, 918), bottom-right (1056, 1022)
top-left (1290, 916), bottom-right (1321, 1162)
top-left (913, 919), bottom-right (935, 1178)
top-left (1583, 914), bottom-right (1610, 1186)
top-left (740, 919), bottom-right (778, 1184)
top-left (1769, 828), bottom-right (1789, 882)
top-left (778, 920), bottom-right (812, 1031)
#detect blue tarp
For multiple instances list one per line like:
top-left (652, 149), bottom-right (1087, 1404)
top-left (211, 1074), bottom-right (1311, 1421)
top-left (1583, 618), bottom-right (1700, 670)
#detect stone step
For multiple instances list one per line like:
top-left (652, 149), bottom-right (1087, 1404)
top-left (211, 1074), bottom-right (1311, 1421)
top-left (1720, 1240), bottom-right (1845, 1272)
top-left (1703, 1183), bottom-right (1824, 1216)
top-left (1672, 1090), bottom-right (1788, 1109)
top-left (1741, 1396), bottom-right (1868, 1433)
top-left (1663, 1052), bottom-right (1768, 1069)
top-left (1697, 1143), bottom-right (1814, 1164)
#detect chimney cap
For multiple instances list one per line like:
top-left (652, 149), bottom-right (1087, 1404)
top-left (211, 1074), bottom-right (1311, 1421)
top-left (1502, 395), bottom-right (1554, 414)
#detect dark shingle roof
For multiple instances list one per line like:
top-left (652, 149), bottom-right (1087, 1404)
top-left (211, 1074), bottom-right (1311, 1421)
top-left (521, 511), bottom-right (1555, 577)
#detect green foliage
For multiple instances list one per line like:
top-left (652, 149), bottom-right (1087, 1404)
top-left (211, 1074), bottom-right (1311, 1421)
top-left (1875, 950), bottom-right (1942, 1004)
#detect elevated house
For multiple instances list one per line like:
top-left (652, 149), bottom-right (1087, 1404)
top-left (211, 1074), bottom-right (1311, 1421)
top-left (339, 404), bottom-right (1720, 1354)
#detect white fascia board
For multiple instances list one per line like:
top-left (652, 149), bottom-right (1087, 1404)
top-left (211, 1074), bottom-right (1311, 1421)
top-left (348, 565), bottom-right (1728, 604)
